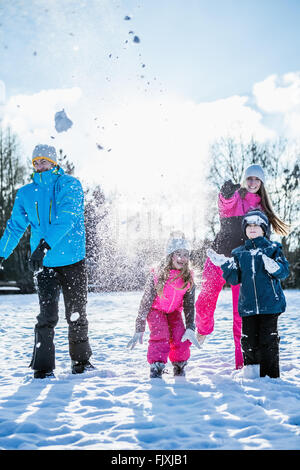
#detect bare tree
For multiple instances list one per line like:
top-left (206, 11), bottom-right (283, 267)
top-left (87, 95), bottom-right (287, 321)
top-left (206, 135), bottom-right (300, 286)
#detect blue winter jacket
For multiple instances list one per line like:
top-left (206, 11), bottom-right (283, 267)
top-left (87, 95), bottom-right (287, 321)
top-left (221, 237), bottom-right (289, 317)
top-left (0, 167), bottom-right (85, 267)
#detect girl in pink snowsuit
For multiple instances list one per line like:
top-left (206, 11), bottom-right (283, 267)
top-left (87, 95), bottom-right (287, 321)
top-left (128, 232), bottom-right (201, 378)
top-left (195, 164), bottom-right (289, 369)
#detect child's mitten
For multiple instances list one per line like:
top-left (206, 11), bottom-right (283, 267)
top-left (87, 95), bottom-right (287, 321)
top-left (127, 332), bottom-right (143, 350)
top-left (220, 180), bottom-right (241, 199)
top-left (207, 248), bottom-right (229, 267)
top-left (196, 332), bottom-right (206, 346)
top-left (181, 328), bottom-right (202, 349)
top-left (262, 254), bottom-right (280, 274)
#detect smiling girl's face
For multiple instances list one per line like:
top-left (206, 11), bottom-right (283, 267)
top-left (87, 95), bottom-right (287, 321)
top-left (171, 249), bottom-right (189, 270)
top-left (246, 176), bottom-right (261, 193)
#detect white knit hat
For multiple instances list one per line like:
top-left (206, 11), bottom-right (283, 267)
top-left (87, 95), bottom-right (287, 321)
top-left (242, 164), bottom-right (265, 184)
top-left (166, 231), bottom-right (191, 256)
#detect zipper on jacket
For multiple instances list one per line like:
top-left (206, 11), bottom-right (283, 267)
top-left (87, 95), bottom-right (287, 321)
top-left (35, 201), bottom-right (40, 225)
top-left (251, 252), bottom-right (259, 314)
top-left (167, 275), bottom-right (187, 313)
top-left (167, 288), bottom-right (177, 313)
top-left (268, 274), bottom-right (279, 300)
top-left (49, 199), bottom-right (52, 224)
top-left (3, 233), bottom-right (11, 253)
top-left (62, 210), bottom-right (76, 215)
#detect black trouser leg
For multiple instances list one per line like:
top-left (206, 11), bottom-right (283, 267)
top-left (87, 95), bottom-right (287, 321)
top-left (259, 314), bottom-right (280, 378)
top-left (241, 314), bottom-right (280, 378)
top-left (58, 260), bottom-right (92, 362)
top-left (241, 315), bottom-right (260, 366)
top-left (30, 268), bottom-right (60, 371)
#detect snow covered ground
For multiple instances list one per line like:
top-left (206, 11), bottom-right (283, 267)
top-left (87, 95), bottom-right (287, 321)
top-left (0, 289), bottom-right (299, 451)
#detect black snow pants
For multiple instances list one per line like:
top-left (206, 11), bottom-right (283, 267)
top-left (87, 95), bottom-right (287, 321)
top-left (30, 259), bottom-right (92, 371)
top-left (241, 313), bottom-right (280, 378)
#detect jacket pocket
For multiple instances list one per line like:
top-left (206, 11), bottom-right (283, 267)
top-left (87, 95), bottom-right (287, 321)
top-left (35, 201), bottom-right (40, 225)
top-left (49, 199), bottom-right (52, 224)
top-left (268, 275), bottom-right (279, 301)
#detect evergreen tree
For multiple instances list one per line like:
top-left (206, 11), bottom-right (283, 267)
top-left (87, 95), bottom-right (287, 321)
top-left (0, 127), bottom-right (34, 293)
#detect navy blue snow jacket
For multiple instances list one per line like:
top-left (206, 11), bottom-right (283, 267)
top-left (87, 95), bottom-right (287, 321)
top-left (0, 167), bottom-right (85, 267)
top-left (221, 236), bottom-right (289, 317)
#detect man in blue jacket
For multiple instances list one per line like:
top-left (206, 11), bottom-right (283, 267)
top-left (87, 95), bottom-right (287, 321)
top-left (0, 144), bottom-right (93, 378)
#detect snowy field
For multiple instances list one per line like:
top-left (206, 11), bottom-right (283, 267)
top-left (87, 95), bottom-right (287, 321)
top-left (0, 289), bottom-right (299, 451)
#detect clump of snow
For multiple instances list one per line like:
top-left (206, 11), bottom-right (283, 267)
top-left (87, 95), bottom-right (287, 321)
top-left (70, 312), bottom-right (80, 322)
top-left (0, 289), bottom-right (299, 450)
top-left (250, 248), bottom-right (260, 256)
top-left (54, 108), bottom-right (73, 133)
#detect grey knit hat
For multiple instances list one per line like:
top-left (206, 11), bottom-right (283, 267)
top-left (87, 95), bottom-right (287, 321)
top-left (242, 164), bottom-right (265, 184)
top-left (166, 231), bottom-right (191, 256)
top-left (32, 144), bottom-right (58, 166)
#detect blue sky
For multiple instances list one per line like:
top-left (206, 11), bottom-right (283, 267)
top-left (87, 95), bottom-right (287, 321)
top-left (1, 0), bottom-right (300, 101)
top-left (132, 0), bottom-right (300, 101)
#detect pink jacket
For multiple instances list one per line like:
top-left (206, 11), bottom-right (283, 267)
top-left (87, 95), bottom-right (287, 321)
top-left (135, 269), bottom-right (195, 333)
top-left (212, 189), bottom-right (263, 256)
top-left (151, 269), bottom-right (192, 313)
top-left (219, 190), bottom-right (262, 218)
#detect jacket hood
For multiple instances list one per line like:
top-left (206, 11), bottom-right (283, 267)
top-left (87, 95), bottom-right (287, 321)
top-left (242, 209), bottom-right (270, 238)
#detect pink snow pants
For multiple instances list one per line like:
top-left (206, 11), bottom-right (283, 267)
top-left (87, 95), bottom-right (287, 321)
top-left (147, 309), bottom-right (191, 364)
top-left (195, 258), bottom-right (243, 369)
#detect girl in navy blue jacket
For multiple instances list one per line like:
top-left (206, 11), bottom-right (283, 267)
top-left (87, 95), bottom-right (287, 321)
top-left (207, 210), bottom-right (289, 378)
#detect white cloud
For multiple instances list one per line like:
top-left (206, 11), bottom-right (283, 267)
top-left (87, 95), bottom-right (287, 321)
top-left (253, 72), bottom-right (300, 139)
top-left (253, 73), bottom-right (300, 113)
top-left (1, 86), bottom-right (273, 181)
top-left (2, 87), bottom-right (82, 139)
top-left (194, 95), bottom-right (275, 142)
top-left (0, 82), bottom-right (279, 240)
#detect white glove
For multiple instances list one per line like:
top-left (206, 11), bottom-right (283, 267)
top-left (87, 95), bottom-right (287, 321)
top-left (181, 328), bottom-right (201, 349)
top-left (262, 254), bottom-right (280, 274)
top-left (207, 248), bottom-right (229, 267)
top-left (196, 332), bottom-right (206, 346)
top-left (127, 332), bottom-right (143, 350)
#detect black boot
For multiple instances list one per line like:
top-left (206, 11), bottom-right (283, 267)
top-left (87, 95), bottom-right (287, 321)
top-left (34, 370), bottom-right (55, 379)
top-left (71, 360), bottom-right (95, 374)
top-left (172, 361), bottom-right (187, 377)
top-left (150, 362), bottom-right (165, 378)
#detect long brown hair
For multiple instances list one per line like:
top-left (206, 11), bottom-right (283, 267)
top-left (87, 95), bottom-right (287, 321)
top-left (156, 254), bottom-right (194, 297)
top-left (240, 182), bottom-right (290, 236)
